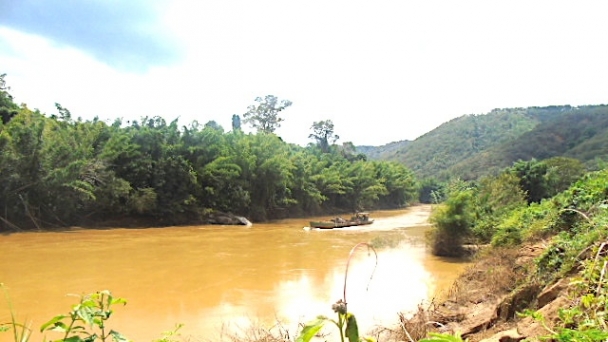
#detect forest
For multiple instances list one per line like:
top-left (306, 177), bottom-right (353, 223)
top-left (364, 104), bottom-right (608, 180)
top-left (0, 75), bottom-right (418, 230)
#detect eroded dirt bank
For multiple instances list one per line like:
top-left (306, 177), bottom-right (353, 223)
top-left (393, 242), bottom-right (578, 342)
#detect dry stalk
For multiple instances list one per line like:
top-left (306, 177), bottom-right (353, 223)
top-left (342, 242), bottom-right (378, 304)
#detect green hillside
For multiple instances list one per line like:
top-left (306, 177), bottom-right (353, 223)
top-left (356, 140), bottom-right (411, 160)
top-left (361, 105), bottom-right (608, 180)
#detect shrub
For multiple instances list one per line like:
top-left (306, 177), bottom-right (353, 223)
top-left (429, 189), bottom-right (475, 256)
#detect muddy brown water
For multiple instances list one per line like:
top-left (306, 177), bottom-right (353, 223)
top-left (0, 205), bottom-right (468, 341)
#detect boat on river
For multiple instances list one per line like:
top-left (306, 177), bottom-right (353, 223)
top-left (309, 212), bottom-right (374, 229)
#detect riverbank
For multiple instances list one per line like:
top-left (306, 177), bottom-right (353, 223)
top-left (390, 171), bottom-right (608, 341)
top-left (395, 244), bottom-right (544, 341)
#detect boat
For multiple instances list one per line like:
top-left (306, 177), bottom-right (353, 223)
top-left (309, 212), bottom-right (374, 229)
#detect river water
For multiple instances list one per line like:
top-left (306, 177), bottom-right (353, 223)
top-left (0, 205), bottom-right (468, 342)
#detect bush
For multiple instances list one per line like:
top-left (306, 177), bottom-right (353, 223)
top-left (429, 189), bottom-right (475, 256)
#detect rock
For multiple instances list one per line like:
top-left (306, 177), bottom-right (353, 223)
top-left (537, 278), bottom-right (568, 308)
top-left (207, 211), bottom-right (252, 226)
top-left (448, 300), bottom-right (500, 337)
top-left (516, 244), bottom-right (545, 267)
top-left (496, 283), bottom-right (542, 320)
top-left (479, 328), bottom-right (525, 342)
top-left (433, 301), bottom-right (466, 322)
top-left (518, 296), bottom-right (570, 340)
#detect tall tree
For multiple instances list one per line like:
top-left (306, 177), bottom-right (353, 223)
top-left (231, 114), bottom-right (242, 131)
top-left (0, 73), bottom-right (18, 124)
top-left (309, 120), bottom-right (339, 153)
top-left (544, 156), bottom-right (585, 197)
top-left (509, 159), bottom-right (549, 204)
top-left (242, 95), bottom-right (292, 134)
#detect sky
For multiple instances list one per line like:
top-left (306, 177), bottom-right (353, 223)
top-left (1, 1), bottom-right (607, 146)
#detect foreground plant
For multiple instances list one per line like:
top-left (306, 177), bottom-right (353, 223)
top-left (40, 290), bottom-right (128, 342)
top-left (296, 243), bottom-right (377, 342)
top-left (1, 283), bottom-right (32, 342)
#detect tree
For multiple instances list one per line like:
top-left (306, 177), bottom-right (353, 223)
top-left (0, 73), bottom-right (18, 124)
top-left (429, 188), bottom-right (475, 256)
top-left (204, 120), bottom-right (224, 132)
top-left (242, 95), bottom-right (292, 134)
top-left (54, 103), bottom-right (72, 123)
top-left (231, 114), bottom-right (242, 131)
top-left (509, 159), bottom-right (549, 204)
top-left (418, 178), bottom-right (445, 204)
top-left (309, 120), bottom-right (339, 153)
top-left (472, 172), bottom-right (526, 243)
top-left (544, 156), bottom-right (585, 196)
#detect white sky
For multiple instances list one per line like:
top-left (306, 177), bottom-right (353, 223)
top-left (1, 1), bottom-right (607, 146)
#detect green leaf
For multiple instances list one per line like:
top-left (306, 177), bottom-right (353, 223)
top-left (64, 336), bottom-right (86, 342)
top-left (76, 306), bottom-right (95, 326)
top-left (109, 330), bottom-right (129, 342)
top-left (110, 297), bottom-right (127, 306)
top-left (296, 316), bottom-right (328, 342)
top-left (48, 322), bottom-right (69, 332)
top-left (420, 332), bottom-right (466, 342)
top-left (345, 313), bottom-right (359, 342)
top-left (82, 334), bottom-right (98, 342)
top-left (40, 315), bottom-right (67, 332)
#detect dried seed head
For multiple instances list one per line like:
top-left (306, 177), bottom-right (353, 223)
top-left (332, 299), bottom-right (347, 314)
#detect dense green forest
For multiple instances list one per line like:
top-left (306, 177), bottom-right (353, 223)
top-left (0, 75), bottom-right (418, 230)
top-left (362, 105), bottom-right (608, 180)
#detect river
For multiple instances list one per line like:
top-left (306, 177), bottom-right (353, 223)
top-left (0, 205), bottom-right (468, 342)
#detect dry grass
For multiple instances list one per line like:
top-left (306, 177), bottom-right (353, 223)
top-left (210, 318), bottom-right (298, 342)
top-left (447, 247), bottom-right (522, 305)
top-left (367, 301), bottom-right (444, 342)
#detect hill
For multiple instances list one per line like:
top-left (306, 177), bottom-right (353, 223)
top-left (356, 140), bottom-right (411, 160)
top-left (360, 105), bottom-right (608, 180)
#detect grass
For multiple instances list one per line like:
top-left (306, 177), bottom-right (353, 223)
top-left (1, 283), bottom-right (32, 342)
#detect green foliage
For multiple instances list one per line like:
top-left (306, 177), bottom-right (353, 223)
top-left (40, 290), bottom-right (127, 342)
top-left (419, 332), bottom-right (466, 342)
top-left (471, 173), bottom-right (526, 243)
top-left (544, 156), bottom-right (586, 197)
top-left (0, 74), bottom-right (19, 124)
top-left (0, 76), bottom-right (419, 229)
top-left (423, 151), bottom-right (608, 339)
top-left (429, 188), bottom-right (475, 256)
top-left (418, 178), bottom-right (446, 204)
top-left (363, 105), bottom-right (608, 182)
top-left (231, 114), bottom-right (242, 132)
top-left (152, 324), bottom-right (184, 342)
top-left (365, 107), bottom-right (541, 179)
top-left (509, 158), bottom-right (550, 204)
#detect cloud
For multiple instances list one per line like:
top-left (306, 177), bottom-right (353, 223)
top-left (2, 1), bottom-right (608, 146)
top-left (0, 0), bottom-right (180, 71)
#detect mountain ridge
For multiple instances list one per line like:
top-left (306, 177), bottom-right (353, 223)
top-left (358, 104), bottom-right (608, 180)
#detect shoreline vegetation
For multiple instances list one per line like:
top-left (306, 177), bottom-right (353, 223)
top-left (392, 168), bottom-right (608, 341)
top-left (1, 76), bottom-right (418, 231)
